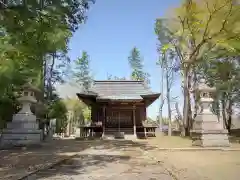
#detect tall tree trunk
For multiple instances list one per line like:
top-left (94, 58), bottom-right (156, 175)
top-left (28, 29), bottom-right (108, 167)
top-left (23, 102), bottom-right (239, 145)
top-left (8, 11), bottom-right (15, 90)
top-left (40, 56), bottom-right (47, 101)
top-left (220, 92), bottom-right (231, 133)
top-left (187, 69), bottom-right (193, 130)
top-left (226, 98), bottom-right (233, 134)
top-left (47, 52), bottom-right (56, 101)
top-left (221, 98), bottom-right (227, 129)
top-left (159, 63), bottom-right (164, 132)
top-left (182, 64), bottom-right (190, 136)
top-left (175, 102), bottom-right (184, 132)
top-left (166, 72), bottom-right (172, 136)
top-left (192, 66), bottom-right (198, 119)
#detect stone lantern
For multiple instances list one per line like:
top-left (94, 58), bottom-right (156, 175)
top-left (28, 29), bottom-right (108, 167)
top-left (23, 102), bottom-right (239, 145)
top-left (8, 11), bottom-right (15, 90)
top-left (13, 84), bottom-right (38, 121)
top-left (0, 84), bottom-right (42, 148)
top-left (190, 79), bottom-right (230, 147)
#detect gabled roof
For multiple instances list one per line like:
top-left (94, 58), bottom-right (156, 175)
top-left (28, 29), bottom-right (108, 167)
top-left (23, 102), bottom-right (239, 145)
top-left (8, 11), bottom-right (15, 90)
top-left (90, 80), bottom-right (157, 100)
top-left (76, 80), bottom-right (160, 105)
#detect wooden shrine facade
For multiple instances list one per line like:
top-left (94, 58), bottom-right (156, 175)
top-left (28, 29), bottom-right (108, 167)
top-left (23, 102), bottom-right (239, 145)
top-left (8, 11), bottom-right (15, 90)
top-left (93, 101), bottom-right (147, 135)
top-left (76, 80), bottom-right (160, 138)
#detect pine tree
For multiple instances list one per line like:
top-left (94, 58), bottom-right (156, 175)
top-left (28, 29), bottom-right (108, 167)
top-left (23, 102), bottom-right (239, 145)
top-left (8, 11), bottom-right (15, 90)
top-left (128, 47), bottom-right (150, 85)
top-left (74, 51), bottom-right (92, 91)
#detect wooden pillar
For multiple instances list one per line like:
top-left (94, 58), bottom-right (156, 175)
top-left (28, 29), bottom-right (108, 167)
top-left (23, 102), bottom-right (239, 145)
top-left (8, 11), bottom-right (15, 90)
top-left (144, 127), bottom-right (147, 138)
top-left (133, 104), bottom-right (137, 137)
top-left (102, 105), bottom-right (106, 137)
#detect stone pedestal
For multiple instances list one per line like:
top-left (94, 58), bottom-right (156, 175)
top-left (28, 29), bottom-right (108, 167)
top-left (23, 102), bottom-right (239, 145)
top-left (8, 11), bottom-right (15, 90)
top-left (0, 85), bottom-right (41, 148)
top-left (191, 114), bottom-right (230, 147)
top-left (190, 79), bottom-right (230, 147)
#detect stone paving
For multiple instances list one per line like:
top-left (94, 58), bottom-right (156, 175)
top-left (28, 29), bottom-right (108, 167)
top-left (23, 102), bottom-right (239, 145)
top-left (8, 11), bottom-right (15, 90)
top-left (24, 144), bottom-right (174, 180)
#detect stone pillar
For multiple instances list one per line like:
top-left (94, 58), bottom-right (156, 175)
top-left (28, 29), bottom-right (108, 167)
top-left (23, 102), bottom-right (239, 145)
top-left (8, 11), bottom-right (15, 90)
top-left (133, 105), bottom-right (137, 137)
top-left (0, 84), bottom-right (42, 148)
top-left (190, 79), bottom-right (230, 147)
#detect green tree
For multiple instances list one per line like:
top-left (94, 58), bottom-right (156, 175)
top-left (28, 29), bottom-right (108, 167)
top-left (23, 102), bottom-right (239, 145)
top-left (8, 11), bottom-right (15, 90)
top-left (63, 98), bottom-right (90, 125)
top-left (73, 51), bottom-right (92, 91)
top-left (128, 47), bottom-right (150, 85)
top-left (158, 50), bottom-right (179, 136)
top-left (0, 0), bottom-right (94, 92)
top-left (48, 98), bottom-right (68, 133)
top-left (156, 0), bottom-right (240, 135)
top-left (0, 0), bottom-right (95, 128)
top-left (156, 116), bottom-right (170, 126)
top-left (0, 0), bottom-right (94, 32)
top-left (107, 74), bottom-right (127, 80)
top-left (198, 56), bottom-right (240, 133)
top-left (155, 20), bottom-right (180, 136)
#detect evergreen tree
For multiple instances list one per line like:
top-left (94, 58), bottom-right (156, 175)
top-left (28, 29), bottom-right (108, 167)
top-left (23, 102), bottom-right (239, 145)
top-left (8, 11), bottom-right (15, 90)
top-left (128, 47), bottom-right (150, 85)
top-left (48, 96), bottom-right (68, 133)
top-left (74, 51), bottom-right (92, 91)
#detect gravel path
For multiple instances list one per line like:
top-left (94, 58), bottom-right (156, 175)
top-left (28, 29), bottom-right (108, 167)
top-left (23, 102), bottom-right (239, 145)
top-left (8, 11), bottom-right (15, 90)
top-left (24, 145), bottom-right (174, 180)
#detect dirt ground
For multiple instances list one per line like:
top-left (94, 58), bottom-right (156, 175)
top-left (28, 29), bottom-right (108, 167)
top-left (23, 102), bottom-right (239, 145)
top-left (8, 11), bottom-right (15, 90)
top-left (146, 150), bottom-right (240, 180)
top-left (26, 142), bottom-right (174, 180)
top-left (138, 133), bottom-right (240, 180)
top-left (0, 139), bottom-right (174, 180)
top-left (1, 136), bottom-right (240, 180)
top-left (140, 133), bottom-right (240, 148)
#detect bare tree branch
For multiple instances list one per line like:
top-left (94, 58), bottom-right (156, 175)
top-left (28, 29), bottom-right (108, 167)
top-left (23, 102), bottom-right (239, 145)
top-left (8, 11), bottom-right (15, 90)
top-left (210, 1), bottom-right (233, 39)
top-left (186, 0), bottom-right (233, 63)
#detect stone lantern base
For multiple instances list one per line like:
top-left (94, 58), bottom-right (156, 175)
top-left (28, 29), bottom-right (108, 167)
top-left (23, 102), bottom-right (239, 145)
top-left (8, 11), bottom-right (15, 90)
top-left (191, 130), bottom-right (230, 147)
top-left (0, 114), bottom-right (42, 148)
top-left (190, 113), bottom-right (230, 147)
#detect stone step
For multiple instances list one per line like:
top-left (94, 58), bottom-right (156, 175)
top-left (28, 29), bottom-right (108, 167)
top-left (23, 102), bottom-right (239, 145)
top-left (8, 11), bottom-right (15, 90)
top-left (6, 121), bottom-right (39, 129)
top-left (105, 131), bottom-right (133, 133)
top-left (124, 135), bottom-right (137, 140)
top-left (105, 128), bottom-right (133, 132)
top-left (102, 135), bottom-right (115, 140)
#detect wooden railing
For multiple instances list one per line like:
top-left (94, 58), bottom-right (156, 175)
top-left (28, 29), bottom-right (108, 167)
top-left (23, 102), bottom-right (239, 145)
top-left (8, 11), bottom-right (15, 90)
top-left (77, 126), bottom-right (103, 139)
top-left (77, 126), bottom-right (157, 139)
top-left (136, 126), bottom-right (157, 138)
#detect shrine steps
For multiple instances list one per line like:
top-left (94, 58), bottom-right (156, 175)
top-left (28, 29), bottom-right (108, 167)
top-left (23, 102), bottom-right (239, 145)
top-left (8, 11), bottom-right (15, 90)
top-left (102, 128), bottom-right (136, 140)
top-left (105, 128), bottom-right (134, 135)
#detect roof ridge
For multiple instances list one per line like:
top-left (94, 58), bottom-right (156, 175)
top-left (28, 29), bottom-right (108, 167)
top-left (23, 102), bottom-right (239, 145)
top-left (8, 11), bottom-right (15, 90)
top-left (93, 80), bottom-right (144, 83)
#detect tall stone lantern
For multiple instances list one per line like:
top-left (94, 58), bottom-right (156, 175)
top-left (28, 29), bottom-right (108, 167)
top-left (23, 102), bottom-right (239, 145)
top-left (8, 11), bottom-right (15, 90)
top-left (190, 79), bottom-right (230, 147)
top-left (0, 84), bottom-right (42, 148)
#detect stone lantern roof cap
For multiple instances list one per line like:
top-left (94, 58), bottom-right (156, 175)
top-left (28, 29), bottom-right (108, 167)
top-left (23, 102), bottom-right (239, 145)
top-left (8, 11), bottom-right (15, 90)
top-left (22, 83), bottom-right (40, 93)
top-left (197, 79), bottom-right (216, 92)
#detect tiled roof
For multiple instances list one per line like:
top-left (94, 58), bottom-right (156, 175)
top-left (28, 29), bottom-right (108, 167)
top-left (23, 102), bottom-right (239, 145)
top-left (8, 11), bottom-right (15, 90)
top-left (89, 80), bottom-right (157, 100)
top-left (96, 95), bottom-right (142, 100)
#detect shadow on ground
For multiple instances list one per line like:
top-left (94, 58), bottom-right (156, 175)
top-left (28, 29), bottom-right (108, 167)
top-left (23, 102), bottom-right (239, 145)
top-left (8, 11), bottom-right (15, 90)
top-left (0, 139), bottom-right (158, 180)
top-left (31, 154), bottom-right (132, 179)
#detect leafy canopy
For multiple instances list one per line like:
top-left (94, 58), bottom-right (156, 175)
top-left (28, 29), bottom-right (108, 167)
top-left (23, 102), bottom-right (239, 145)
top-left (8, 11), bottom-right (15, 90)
top-left (156, 0), bottom-right (240, 64)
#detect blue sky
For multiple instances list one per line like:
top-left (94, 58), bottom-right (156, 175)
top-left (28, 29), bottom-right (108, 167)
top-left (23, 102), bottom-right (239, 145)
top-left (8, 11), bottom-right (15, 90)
top-left (66, 0), bottom-right (182, 119)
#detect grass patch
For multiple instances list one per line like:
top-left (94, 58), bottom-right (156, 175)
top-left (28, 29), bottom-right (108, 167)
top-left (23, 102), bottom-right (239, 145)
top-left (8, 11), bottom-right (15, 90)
top-left (139, 133), bottom-right (192, 148)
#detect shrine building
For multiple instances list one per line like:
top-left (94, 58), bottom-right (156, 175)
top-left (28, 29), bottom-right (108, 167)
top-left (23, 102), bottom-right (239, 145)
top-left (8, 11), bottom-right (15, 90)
top-left (77, 80), bottom-right (160, 138)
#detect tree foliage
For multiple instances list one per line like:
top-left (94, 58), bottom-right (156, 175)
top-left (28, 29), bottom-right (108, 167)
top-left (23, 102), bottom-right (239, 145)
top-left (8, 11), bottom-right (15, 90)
top-left (0, 0), bottom-right (94, 130)
top-left (198, 55), bottom-right (240, 132)
top-left (63, 98), bottom-right (91, 126)
top-left (73, 51), bottom-right (92, 91)
top-left (158, 49), bottom-right (179, 136)
top-left (48, 96), bottom-right (68, 133)
top-left (155, 0), bottom-right (240, 135)
top-left (128, 47), bottom-right (150, 85)
top-left (107, 74), bottom-right (127, 80)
